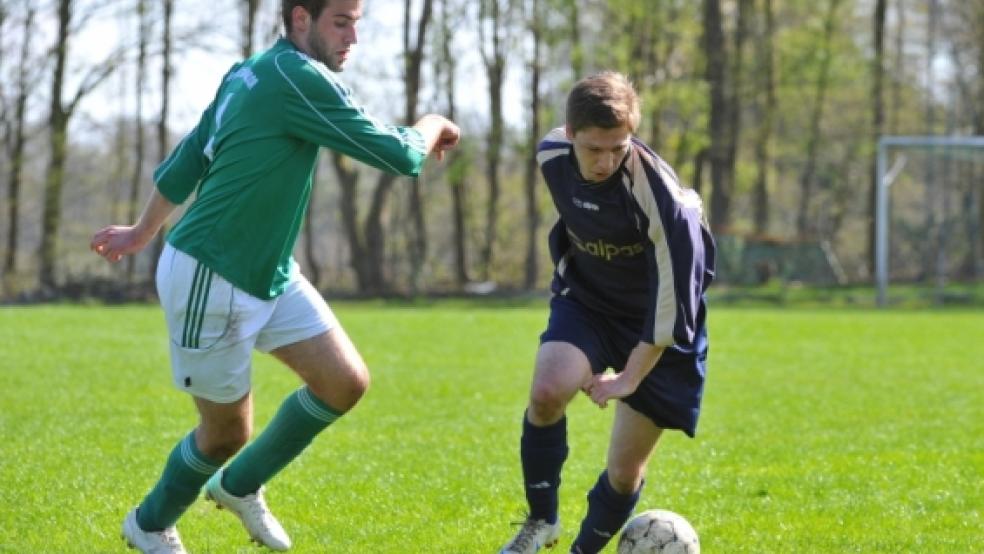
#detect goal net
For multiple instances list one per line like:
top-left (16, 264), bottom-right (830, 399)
top-left (876, 135), bottom-right (984, 306)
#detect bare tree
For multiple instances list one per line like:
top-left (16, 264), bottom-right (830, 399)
top-left (149, 0), bottom-right (174, 278)
top-left (752, 0), bottom-right (776, 236)
top-left (242, 0), bottom-right (260, 58)
top-left (522, 0), bottom-right (543, 290)
top-left (40, 0), bottom-right (120, 289)
top-left (4, 3), bottom-right (36, 276)
top-left (868, 0), bottom-right (887, 273)
top-left (726, 0), bottom-right (751, 211)
top-left (126, 0), bottom-right (149, 283)
top-left (437, 0), bottom-right (470, 287)
top-left (333, 0), bottom-right (434, 294)
top-left (331, 151), bottom-right (369, 288)
top-left (303, 162), bottom-right (322, 287)
top-left (702, 0), bottom-right (732, 234)
top-left (795, 0), bottom-right (841, 239)
top-left (404, 0), bottom-right (434, 294)
top-left (477, 0), bottom-right (512, 281)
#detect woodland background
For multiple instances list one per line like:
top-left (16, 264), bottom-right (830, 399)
top-left (1, 0), bottom-right (982, 300)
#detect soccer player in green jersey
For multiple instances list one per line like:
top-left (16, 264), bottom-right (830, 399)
top-left (91, 1), bottom-right (459, 552)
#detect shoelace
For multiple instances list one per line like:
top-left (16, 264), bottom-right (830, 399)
top-left (159, 527), bottom-right (183, 550)
top-left (507, 519), bottom-right (545, 551)
top-left (243, 490), bottom-right (275, 530)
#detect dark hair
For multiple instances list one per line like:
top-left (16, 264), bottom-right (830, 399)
top-left (566, 71), bottom-right (641, 134)
top-left (282, 0), bottom-right (330, 33)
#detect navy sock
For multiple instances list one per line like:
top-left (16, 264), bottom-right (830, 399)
top-left (571, 471), bottom-right (642, 554)
top-left (520, 412), bottom-right (568, 524)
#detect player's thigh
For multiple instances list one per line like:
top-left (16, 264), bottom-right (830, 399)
top-left (606, 401), bottom-right (664, 494)
top-left (270, 327), bottom-right (368, 412)
top-left (527, 341), bottom-right (593, 423)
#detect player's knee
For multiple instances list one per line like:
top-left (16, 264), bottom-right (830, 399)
top-left (345, 360), bottom-right (371, 401)
top-left (198, 423), bottom-right (250, 462)
top-left (309, 359), bottom-right (370, 413)
top-left (528, 382), bottom-right (568, 421)
top-left (606, 464), bottom-right (645, 495)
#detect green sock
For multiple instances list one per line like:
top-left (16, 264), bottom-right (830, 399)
top-left (137, 432), bottom-right (221, 531)
top-left (222, 387), bottom-right (340, 496)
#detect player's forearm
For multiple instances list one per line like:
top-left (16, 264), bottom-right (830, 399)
top-left (133, 188), bottom-right (178, 243)
top-left (621, 342), bottom-right (665, 388)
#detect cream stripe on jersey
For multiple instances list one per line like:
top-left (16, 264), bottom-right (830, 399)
top-left (624, 150), bottom-right (678, 347)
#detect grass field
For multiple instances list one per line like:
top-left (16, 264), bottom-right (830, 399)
top-left (1, 302), bottom-right (981, 553)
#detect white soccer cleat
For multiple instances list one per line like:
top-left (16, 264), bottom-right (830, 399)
top-left (499, 517), bottom-right (561, 554)
top-left (122, 508), bottom-right (188, 554)
top-left (204, 470), bottom-right (291, 551)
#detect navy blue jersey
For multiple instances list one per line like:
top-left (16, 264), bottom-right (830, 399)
top-left (537, 127), bottom-right (715, 349)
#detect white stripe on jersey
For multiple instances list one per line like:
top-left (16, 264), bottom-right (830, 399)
top-left (536, 127), bottom-right (570, 166)
top-left (624, 148), bottom-right (678, 347)
top-left (274, 51), bottom-right (425, 175)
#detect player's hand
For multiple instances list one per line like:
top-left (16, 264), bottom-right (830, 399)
top-left (434, 121), bottom-right (461, 161)
top-left (583, 372), bottom-right (640, 409)
top-left (90, 225), bottom-right (151, 263)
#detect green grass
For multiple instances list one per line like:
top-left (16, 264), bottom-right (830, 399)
top-left (0, 303), bottom-right (981, 552)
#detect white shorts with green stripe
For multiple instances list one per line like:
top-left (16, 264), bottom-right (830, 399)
top-left (156, 244), bottom-right (338, 403)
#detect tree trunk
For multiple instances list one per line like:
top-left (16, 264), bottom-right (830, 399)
top-left (523, 0), bottom-right (543, 290)
top-left (40, 0), bottom-right (73, 290)
top-left (752, 0), bottom-right (776, 236)
top-left (921, 0), bottom-right (939, 282)
top-left (404, 0), bottom-right (434, 294)
top-left (40, 0), bottom-right (118, 290)
top-left (126, 0), bottom-right (148, 283)
top-left (242, 0), bottom-right (259, 58)
top-left (868, 0), bottom-right (886, 276)
top-left (566, 0), bottom-right (582, 77)
top-left (150, 0), bottom-right (174, 280)
top-left (889, 0), bottom-right (904, 134)
top-left (331, 151), bottom-right (369, 289)
top-left (795, 0), bottom-right (841, 239)
top-left (439, 0), bottom-right (470, 287)
top-left (359, 0), bottom-right (433, 295)
top-left (303, 162), bottom-right (322, 288)
top-left (478, 0), bottom-right (508, 281)
top-left (702, 0), bottom-right (732, 234)
top-left (4, 4), bottom-right (34, 276)
top-left (364, 173), bottom-right (397, 293)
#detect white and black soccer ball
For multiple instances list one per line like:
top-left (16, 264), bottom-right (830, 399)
top-left (617, 509), bottom-right (700, 554)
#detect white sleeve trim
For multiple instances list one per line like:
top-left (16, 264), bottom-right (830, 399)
top-left (274, 51), bottom-right (423, 174)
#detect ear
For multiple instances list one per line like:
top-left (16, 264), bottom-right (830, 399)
top-left (291, 5), bottom-right (311, 33)
top-left (565, 124), bottom-right (574, 141)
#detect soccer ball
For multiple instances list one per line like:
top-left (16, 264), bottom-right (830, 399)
top-left (616, 509), bottom-right (700, 554)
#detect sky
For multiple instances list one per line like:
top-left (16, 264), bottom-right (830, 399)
top-left (58, 0), bottom-right (529, 138)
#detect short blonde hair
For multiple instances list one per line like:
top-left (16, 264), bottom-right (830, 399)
top-left (566, 71), bottom-right (641, 134)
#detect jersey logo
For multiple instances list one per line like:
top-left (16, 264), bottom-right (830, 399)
top-left (572, 197), bottom-right (600, 211)
top-left (568, 229), bottom-right (644, 261)
top-left (229, 66), bottom-right (259, 89)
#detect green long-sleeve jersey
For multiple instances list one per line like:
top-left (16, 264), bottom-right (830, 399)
top-left (155, 38), bottom-right (427, 299)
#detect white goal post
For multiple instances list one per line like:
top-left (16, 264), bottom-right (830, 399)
top-left (876, 135), bottom-right (984, 306)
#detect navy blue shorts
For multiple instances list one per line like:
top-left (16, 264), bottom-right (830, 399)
top-left (539, 294), bottom-right (708, 437)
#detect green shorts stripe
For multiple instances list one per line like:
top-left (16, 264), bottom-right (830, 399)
top-left (190, 268), bottom-right (214, 348)
top-left (181, 263), bottom-right (206, 347)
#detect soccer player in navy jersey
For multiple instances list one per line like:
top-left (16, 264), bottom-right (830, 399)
top-left (498, 72), bottom-right (715, 554)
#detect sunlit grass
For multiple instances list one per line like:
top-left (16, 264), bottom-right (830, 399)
top-left (0, 303), bottom-right (980, 552)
